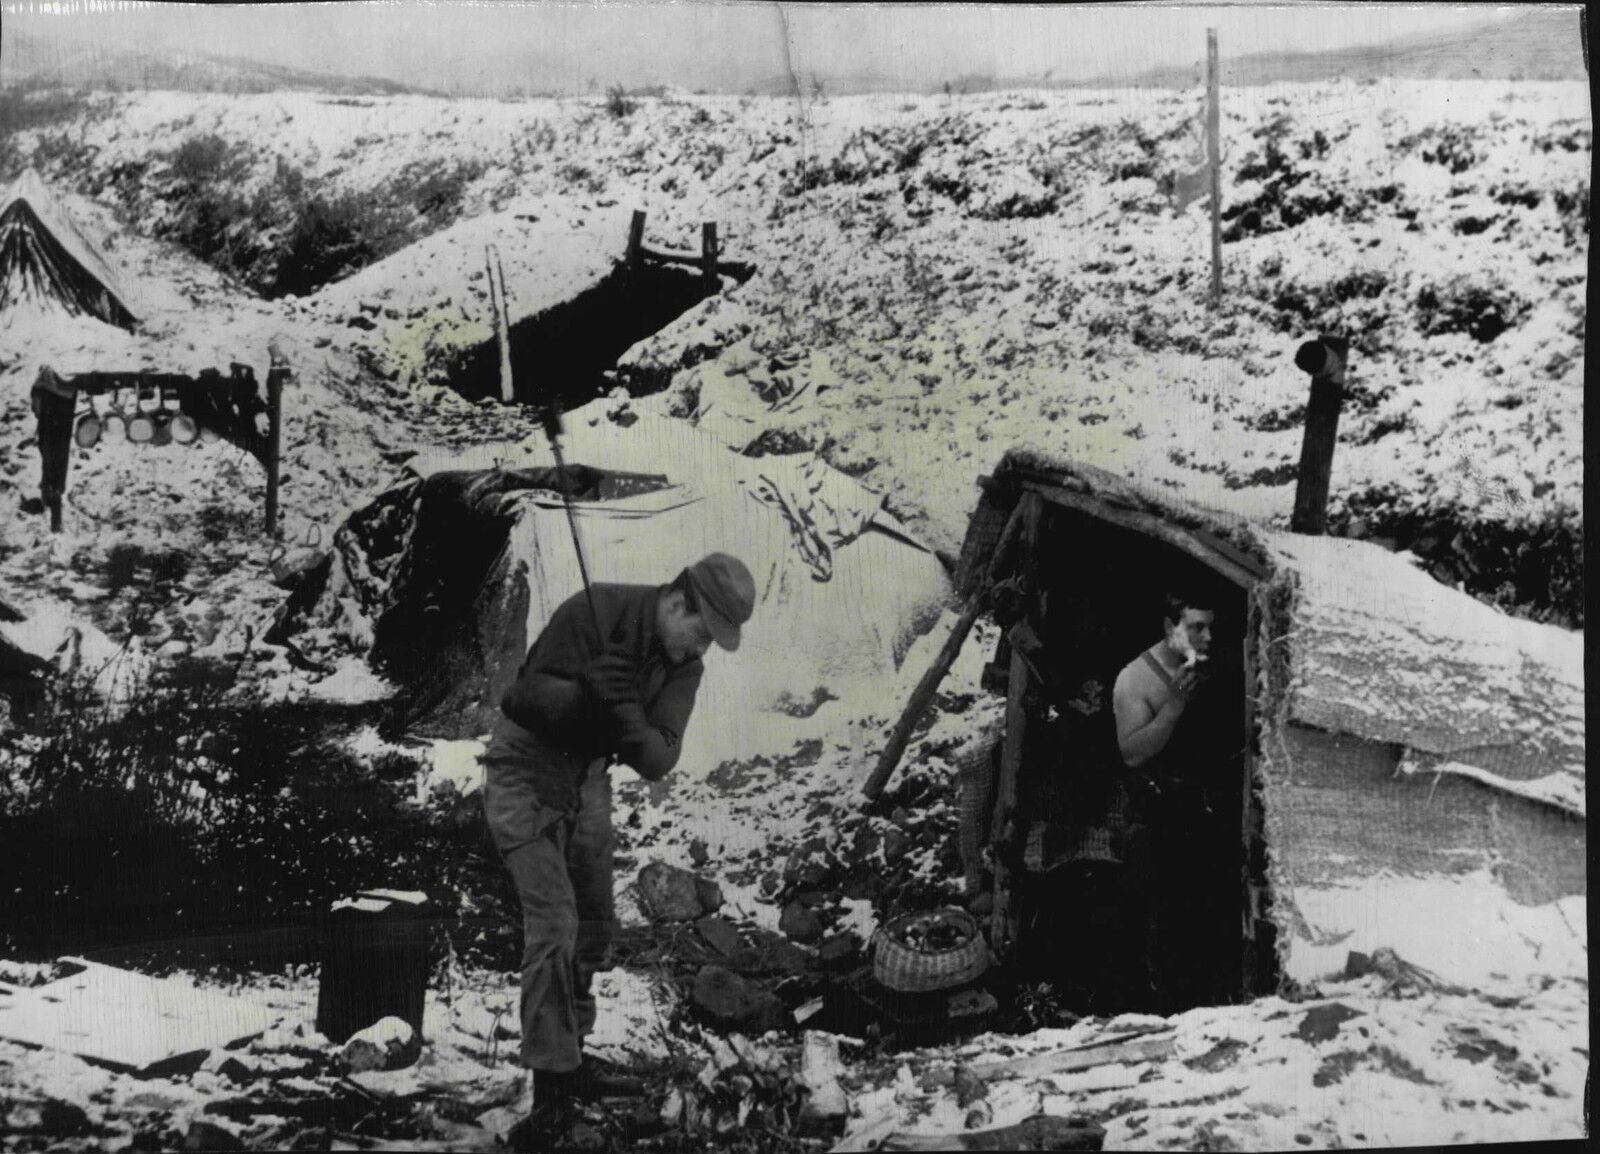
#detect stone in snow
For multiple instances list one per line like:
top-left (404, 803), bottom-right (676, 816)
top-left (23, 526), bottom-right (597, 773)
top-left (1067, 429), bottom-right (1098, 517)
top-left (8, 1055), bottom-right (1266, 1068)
top-left (690, 965), bottom-right (786, 1033)
top-left (636, 861), bottom-right (722, 922)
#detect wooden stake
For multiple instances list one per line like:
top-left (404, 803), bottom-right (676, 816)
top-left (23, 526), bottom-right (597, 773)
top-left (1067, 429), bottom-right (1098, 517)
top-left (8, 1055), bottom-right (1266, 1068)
top-left (1207, 28), bottom-right (1223, 307)
top-left (1290, 336), bottom-right (1349, 536)
top-left (861, 500), bottom-right (1028, 803)
top-left (701, 221), bottom-right (720, 290)
top-left (987, 490), bottom-right (1042, 959)
top-left (486, 246), bottom-right (515, 404)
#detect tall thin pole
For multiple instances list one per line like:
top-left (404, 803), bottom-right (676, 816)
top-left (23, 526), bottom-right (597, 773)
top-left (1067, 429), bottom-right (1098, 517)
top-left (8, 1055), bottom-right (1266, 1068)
top-left (492, 242), bottom-right (602, 636)
top-left (1207, 27), bottom-right (1222, 308)
top-left (486, 245), bottom-right (515, 404)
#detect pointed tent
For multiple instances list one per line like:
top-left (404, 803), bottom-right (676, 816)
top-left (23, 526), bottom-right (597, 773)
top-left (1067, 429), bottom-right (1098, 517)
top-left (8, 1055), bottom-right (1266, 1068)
top-left (0, 170), bottom-right (142, 331)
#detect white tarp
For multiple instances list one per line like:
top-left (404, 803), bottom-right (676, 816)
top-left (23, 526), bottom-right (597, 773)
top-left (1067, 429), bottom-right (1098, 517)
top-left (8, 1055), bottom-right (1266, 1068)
top-left (407, 402), bottom-right (951, 773)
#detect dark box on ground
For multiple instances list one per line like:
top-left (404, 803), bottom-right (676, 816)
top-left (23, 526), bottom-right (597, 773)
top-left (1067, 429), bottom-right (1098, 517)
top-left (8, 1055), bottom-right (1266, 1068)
top-left (314, 890), bottom-right (436, 1044)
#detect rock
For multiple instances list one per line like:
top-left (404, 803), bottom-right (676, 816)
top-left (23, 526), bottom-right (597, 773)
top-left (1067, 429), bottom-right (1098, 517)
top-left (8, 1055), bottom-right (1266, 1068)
top-left (691, 965), bottom-right (786, 1032)
top-left (340, 1016), bottom-right (417, 1073)
top-left (783, 836), bottom-right (835, 890)
top-left (780, 900), bottom-right (825, 944)
top-left (883, 827), bottom-right (911, 864)
top-left (5, 1100), bottom-right (93, 1137)
top-left (696, 915), bottom-right (745, 958)
top-left (636, 862), bottom-right (708, 922)
top-left (817, 932), bottom-right (863, 972)
top-left (566, 1120), bottom-right (607, 1150)
top-left (852, 826), bottom-right (883, 859)
top-left (770, 941), bottom-right (812, 976)
top-left (952, 1063), bottom-right (988, 1108)
top-left (185, 1119), bottom-right (246, 1151)
top-left (695, 876), bottom-right (725, 916)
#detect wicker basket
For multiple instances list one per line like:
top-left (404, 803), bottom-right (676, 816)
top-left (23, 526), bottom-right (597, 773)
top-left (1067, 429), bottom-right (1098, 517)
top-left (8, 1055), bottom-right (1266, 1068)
top-left (873, 907), bottom-right (990, 993)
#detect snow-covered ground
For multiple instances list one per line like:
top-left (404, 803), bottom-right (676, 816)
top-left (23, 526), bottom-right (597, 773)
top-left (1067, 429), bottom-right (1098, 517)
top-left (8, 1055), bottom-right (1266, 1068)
top-left (0, 78), bottom-right (1588, 1150)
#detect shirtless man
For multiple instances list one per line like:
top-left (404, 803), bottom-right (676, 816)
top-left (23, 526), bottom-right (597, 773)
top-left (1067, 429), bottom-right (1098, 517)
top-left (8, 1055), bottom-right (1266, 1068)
top-left (1110, 591), bottom-right (1220, 1010)
top-left (1113, 593), bottom-right (1215, 771)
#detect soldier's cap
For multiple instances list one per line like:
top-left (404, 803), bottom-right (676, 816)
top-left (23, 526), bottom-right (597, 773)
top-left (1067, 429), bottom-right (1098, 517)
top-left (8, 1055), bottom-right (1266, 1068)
top-left (685, 552), bottom-right (756, 652)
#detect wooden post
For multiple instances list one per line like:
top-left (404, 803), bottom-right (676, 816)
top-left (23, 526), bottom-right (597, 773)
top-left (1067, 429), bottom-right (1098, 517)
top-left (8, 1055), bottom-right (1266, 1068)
top-left (1289, 336), bottom-right (1349, 535)
top-left (1238, 594), bottom-right (1261, 996)
top-left (486, 246), bottom-right (515, 405)
top-left (987, 490), bottom-right (1042, 959)
top-left (264, 348), bottom-right (287, 538)
top-left (701, 221), bottom-right (720, 291)
top-left (1207, 28), bottom-right (1222, 307)
top-left (33, 388), bottom-right (74, 535)
top-left (861, 500), bottom-right (1027, 803)
top-left (626, 210), bottom-right (646, 270)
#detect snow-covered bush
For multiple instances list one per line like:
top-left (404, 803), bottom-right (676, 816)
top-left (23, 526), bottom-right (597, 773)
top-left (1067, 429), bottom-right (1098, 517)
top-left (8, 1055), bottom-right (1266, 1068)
top-left (0, 659), bottom-right (462, 956)
top-left (1413, 273), bottom-right (1531, 343)
top-left (1328, 487), bottom-right (1583, 627)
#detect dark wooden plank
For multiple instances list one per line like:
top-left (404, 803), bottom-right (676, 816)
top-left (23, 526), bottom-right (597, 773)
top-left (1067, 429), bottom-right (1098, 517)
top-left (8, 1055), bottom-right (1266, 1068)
top-left (1020, 480), bottom-right (1259, 590)
top-left (987, 490), bottom-right (1041, 958)
top-left (862, 500), bottom-right (1027, 802)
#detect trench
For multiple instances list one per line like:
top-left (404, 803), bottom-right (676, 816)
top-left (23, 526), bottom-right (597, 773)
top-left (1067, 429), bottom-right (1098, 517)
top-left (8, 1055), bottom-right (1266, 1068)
top-left (441, 261), bottom-right (743, 409)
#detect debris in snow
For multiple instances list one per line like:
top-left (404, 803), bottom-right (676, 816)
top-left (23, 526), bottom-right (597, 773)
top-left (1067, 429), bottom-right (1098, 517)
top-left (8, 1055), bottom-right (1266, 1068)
top-left (799, 1031), bottom-right (850, 1122)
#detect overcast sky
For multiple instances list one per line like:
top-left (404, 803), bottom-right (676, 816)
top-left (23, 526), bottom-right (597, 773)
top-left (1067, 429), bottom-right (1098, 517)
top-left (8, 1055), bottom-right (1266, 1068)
top-left (2, 2), bottom-right (1537, 95)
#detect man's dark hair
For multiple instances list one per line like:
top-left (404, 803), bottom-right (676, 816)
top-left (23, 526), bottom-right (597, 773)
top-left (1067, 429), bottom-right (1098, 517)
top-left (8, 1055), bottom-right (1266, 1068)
top-left (1163, 590), bottom-right (1214, 628)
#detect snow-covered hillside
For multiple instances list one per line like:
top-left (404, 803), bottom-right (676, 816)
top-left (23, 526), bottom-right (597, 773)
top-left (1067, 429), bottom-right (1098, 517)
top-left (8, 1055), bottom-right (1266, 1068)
top-left (0, 77), bottom-right (1588, 1153)
top-left (3, 81), bottom-right (1587, 627)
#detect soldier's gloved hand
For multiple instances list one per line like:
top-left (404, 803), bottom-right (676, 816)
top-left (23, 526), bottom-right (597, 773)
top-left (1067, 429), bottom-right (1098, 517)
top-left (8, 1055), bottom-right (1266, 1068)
top-left (582, 648), bottom-right (638, 707)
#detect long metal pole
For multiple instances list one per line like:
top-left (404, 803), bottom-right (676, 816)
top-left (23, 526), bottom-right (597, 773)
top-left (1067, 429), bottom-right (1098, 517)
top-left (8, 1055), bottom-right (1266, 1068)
top-left (489, 249), bottom-right (602, 635)
top-left (1207, 28), bottom-right (1222, 307)
top-left (546, 429), bottom-right (602, 635)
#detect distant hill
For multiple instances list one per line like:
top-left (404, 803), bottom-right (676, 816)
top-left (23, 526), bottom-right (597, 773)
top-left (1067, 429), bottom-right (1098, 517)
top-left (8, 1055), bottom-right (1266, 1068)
top-left (1106, 8), bottom-right (1587, 88)
top-left (0, 44), bottom-right (436, 97)
top-left (1, 8), bottom-right (1585, 98)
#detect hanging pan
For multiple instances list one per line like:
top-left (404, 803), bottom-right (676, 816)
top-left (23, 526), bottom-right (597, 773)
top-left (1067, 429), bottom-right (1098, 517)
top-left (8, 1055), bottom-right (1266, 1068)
top-left (168, 386), bottom-right (199, 446)
top-left (100, 388), bottom-right (128, 444)
top-left (73, 395), bottom-right (102, 450)
top-left (127, 386), bottom-right (157, 444)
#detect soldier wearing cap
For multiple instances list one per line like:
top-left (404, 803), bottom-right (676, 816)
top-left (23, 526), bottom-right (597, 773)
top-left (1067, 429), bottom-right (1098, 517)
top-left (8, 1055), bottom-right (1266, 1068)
top-left (483, 553), bottom-right (756, 1133)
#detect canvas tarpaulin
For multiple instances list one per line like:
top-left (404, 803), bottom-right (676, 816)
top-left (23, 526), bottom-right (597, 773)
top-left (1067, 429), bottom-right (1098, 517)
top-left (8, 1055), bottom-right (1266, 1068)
top-left (1259, 531), bottom-right (1585, 816)
top-left (333, 403), bottom-right (950, 773)
top-left (1252, 532), bottom-right (1586, 986)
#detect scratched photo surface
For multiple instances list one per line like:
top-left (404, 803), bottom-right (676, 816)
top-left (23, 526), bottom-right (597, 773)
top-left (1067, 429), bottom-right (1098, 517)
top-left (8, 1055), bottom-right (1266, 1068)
top-left (0, 2), bottom-right (1587, 1150)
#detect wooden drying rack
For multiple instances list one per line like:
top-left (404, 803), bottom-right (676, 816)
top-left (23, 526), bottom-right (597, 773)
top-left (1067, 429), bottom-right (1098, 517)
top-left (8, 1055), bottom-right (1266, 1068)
top-left (31, 346), bottom-right (288, 537)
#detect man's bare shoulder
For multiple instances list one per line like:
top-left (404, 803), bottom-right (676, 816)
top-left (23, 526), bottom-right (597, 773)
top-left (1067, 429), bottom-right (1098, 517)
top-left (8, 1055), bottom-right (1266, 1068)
top-left (1114, 650), bottom-right (1155, 689)
top-left (1114, 651), bottom-right (1166, 709)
